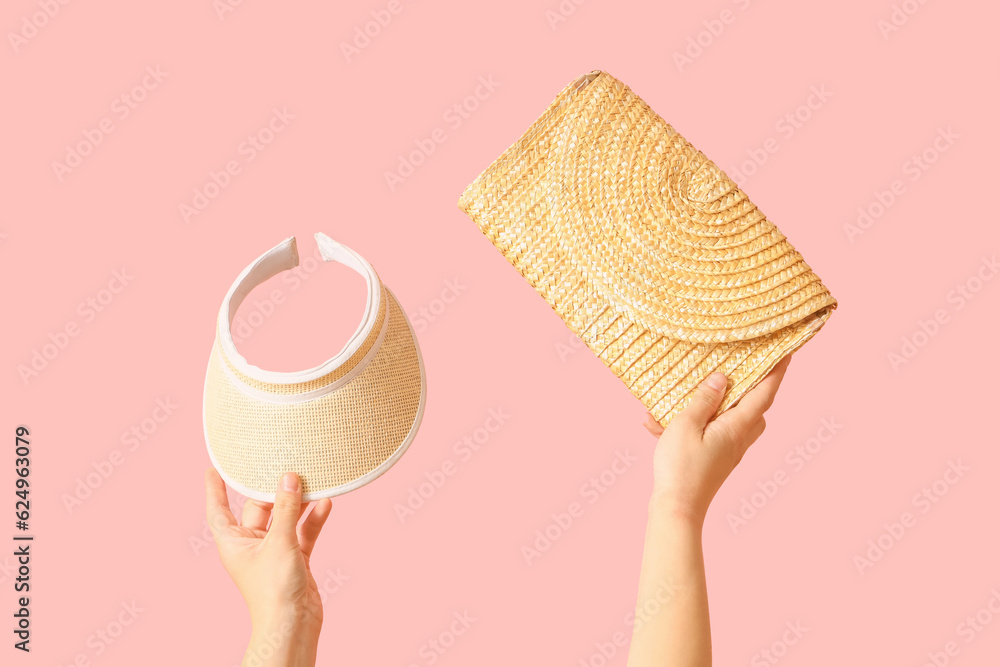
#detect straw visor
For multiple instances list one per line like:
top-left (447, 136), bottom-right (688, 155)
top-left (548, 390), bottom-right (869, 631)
top-left (458, 70), bottom-right (837, 426)
top-left (203, 233), bottom-right (425, 502)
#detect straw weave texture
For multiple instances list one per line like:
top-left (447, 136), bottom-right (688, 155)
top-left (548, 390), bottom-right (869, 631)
top-left (218, 285), bottom-right (388, 395)
top-left (204, 290), bottom-right (422, 496)
top-left (458, 70), bottom-right (837, 425)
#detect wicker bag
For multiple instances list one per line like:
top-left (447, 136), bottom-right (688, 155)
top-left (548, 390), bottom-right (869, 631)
top-left (458, 70), bottom-right (837, 425)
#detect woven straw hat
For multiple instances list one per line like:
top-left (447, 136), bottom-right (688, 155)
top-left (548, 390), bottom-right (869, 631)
top-left (202, 233), bottom-right (426, 502)
top-left (458, 70), bottom-right (837, 426)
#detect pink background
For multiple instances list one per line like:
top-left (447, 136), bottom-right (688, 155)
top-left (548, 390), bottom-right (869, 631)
top-left (4, 0), bottom-right (999, 664)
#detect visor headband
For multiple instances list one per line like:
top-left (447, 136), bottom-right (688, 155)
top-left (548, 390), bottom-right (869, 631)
top-left (215, 233), bottom-right (388, 401)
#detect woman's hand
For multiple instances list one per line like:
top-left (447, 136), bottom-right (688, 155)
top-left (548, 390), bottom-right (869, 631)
top-left (205, 470), bottom-right (333, 667)
top-left (627, 356), bottom-right (793, 667)
top-left (642, 355), bottom-right (792, 526)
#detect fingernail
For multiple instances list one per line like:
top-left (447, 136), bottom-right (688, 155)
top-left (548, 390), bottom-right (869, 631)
top-left (705, 372), bottom-right (727, 391)
top-left (280, 472), bottom-right (299, 492)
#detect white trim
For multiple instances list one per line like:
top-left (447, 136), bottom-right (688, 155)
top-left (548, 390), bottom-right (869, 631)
top-left (218, 297), bottom-right (391, 404)
top-left (202, 239), bottom-right (427, 502)
top-left (217, 233), bottom-right (382, 385)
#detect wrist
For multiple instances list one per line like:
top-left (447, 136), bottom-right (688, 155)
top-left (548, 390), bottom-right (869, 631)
top-left (251, 601), bottom-right (322, 632)
top-left (246, 606), bottom-right (321, 667)
top-left (648, 490), bottom-right (706, 531)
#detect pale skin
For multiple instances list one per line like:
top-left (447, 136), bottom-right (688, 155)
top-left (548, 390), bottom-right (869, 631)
top-left (627, 354), bottom-right (792, 667)
top-left (205, 355), bottom-right (789, 667)
top-left (205, 470), bottom-right (333, 667)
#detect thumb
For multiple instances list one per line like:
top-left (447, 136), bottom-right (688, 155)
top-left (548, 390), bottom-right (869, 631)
top-left (677, 372), bottom-right (728, 431)
top-left (268, 472), bottom-right (303, 547)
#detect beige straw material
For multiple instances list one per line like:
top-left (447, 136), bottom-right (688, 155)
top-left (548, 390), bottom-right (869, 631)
top-left (204, 289), bottom-right (424, 498)
top-left (458, 70), bottom-right (837, 426)
top-left (217, 289), bottom-right (388, 396)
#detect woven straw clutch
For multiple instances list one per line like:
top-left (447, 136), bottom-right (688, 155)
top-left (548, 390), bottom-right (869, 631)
top-left (458, 70), bottom-right (837, 425)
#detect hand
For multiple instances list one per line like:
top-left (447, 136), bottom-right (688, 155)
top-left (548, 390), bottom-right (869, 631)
top-left (642, 355), bottom-right (792, 526)
top-left (205, 469), bottom-right (333, 667)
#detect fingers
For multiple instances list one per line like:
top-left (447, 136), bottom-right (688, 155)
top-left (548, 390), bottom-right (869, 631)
top-left (723, 355), bottom-right (792, 433)
top-left (745, 416), bottom-right (767, 446)
top-left (267, 472), bottom-right (303, 547)
top-left (205, 469), bottom-right (237, 538)
top-left (298, 498), bottom-right (333, 558)
top-left (643, 412), bottom-right (664, 437)
top-left (241, 498), bottom-right (273, 532)
top-left (240, 495), bottom-right (308, 533)
top-left (675, 372), bottom-right (728, 432)
top-left (247, 486), bottom-right (307, 533)
top-left (734, 417), bottom-right (767, 466)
